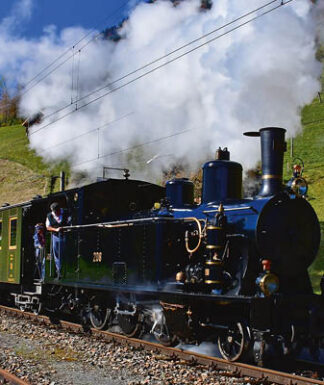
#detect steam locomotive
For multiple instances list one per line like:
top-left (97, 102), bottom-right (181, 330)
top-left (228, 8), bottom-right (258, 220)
top-left (0, 127), bottom-right (322, 364)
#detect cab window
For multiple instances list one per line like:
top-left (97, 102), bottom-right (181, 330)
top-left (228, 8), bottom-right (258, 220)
top-left (0, 220), bottom-right (2, 249)
top-left (9, 217), bottom-right (17, 249)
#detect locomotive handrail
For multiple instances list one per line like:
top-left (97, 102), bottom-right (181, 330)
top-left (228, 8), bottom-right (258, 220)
top-left (203, 206), bottom-right (258, 214)
top-left (100, 223), bottom-right (133, 228)
top-left (59, 216), bottom-right (206, 231)
top-left (184, 217), bottom-right (204, 254)
top-left (60, 215), bottom-right (206, 255)
top-left (60, 216), bottom-right (176, 230)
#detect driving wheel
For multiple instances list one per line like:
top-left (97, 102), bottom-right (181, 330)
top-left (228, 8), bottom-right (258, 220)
top-left (218, 322), bottom-right (251, 361)
top-left (117, 313), bottom-right (142, 338)
top-left (90, 305), bottom-right (111, 330)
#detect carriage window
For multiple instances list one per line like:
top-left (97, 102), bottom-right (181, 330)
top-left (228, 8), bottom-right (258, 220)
top-left (0, 220), bottom-right (2, 250)
top-left (9, 217), bottom-right (17, 249)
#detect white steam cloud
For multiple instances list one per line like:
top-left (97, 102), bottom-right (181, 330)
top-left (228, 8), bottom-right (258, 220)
top-left (0, 0), bottom-right (322, 181)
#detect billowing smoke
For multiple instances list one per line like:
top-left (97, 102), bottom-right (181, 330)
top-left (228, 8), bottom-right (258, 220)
top-left (1, 0), bottom-right (322, 182)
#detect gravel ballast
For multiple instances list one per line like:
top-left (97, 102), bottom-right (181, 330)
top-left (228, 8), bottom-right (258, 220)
top-left (0, 312), bottom-right (265, 385)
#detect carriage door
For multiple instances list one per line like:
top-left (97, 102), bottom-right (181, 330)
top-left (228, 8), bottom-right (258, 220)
top-left (0, 212), bottom-right (4, 282)
top-left (7, 208), bottom-right (22, 283)
top-left (8, 216), bottom-right (17, 282)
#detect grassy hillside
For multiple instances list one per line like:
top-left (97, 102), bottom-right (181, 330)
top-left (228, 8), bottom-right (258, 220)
top-left (0, 124), bottom-right (68, 204)
top-left (285, 95), bottom-right (324, 293)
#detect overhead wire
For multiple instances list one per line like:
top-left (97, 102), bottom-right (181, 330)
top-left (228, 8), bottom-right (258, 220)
top-left (28, 0), bottom-right (278, 128)
top-left (42, 111), bottom-right (134, 152)
top-left (16, 0), bottom-right (294, 172)
top-left (75, 50), bottom-right (81, 104)
top-left (70, 48), bottom-right (82, 105)
top-left (24, 0), bottom-right (130, 88)
top-left (70, 0), bottom-right (295, 169)
top-left (73, 0), bottom-right (279, 107)
top-left (71, 47), bottom-right (76, 104)
top-left (2, 0), bottom-right (293, 170)
top-left (30, 0), bottom-right (293, 138)
top-left (0, 0), bottom-right (276, 113)
top-left (73, 127), bottom-right (195, 168)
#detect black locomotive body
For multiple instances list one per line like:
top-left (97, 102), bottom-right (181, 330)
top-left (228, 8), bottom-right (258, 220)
top-left (0, 127), bottom-right (322, 364)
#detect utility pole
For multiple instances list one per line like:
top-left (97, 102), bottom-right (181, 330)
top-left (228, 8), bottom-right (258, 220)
top-left (50, 171), bottom-right (66, 194)
top-left (60, 171), bottom-right (65, 191)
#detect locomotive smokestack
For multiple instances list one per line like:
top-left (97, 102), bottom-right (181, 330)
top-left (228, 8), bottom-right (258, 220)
top-left (244, 127), bottom-right (286, 197)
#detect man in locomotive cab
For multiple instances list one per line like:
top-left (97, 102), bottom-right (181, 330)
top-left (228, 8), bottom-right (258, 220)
top-left (33, 223), bottom-right (46, 281)
top-left (46, 202), bottom-right (71, 278)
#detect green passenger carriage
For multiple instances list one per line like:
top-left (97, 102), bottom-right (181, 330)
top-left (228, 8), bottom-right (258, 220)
top-left (0, 205), bottom-right (23, 284)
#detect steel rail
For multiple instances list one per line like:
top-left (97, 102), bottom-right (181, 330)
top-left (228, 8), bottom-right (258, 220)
top-left (0, 305), bottom-right (323, 385)
top-left (0, 367), bottom-right (31, 385)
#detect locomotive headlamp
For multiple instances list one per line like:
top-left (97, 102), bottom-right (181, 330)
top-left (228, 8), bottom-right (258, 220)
top-left (259, 273), bottom-right (279, 297)
top-left (256, 260), bottom-right (279, 297)
top-left (287, 158), bottom-right (308, 197)
top-left (291, 177), bottom-right (308, 197)
top-left (154, 202), bottom-right (161, 210)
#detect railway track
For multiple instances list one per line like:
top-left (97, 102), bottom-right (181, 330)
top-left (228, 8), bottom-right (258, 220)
top-left (0, 304), bottom-right (323, 385)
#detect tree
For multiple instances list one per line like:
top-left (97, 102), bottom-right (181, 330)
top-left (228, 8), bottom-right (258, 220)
top-left (0, 76), bottom-right (21, 126)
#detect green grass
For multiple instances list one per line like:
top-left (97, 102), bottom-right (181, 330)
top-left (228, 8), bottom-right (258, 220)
top-left (0, 124), bottom-right (69, 174)
top-left (0, 124), bottom-right (69, 204)
top-left (283, 94), bottom-right (324, 293)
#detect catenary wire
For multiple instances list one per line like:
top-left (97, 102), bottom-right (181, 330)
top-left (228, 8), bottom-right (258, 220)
top-left (76, 51), bottom-right (81, 103)
top-left (20, 0), bottom-right (131, 92)
top-left (9, 1), bottom-right (293, 174)
top-left (73, 127), bottom-right (195, 168)
top-left (71, 47), bottom-right (76, 104)
top-left (28, 0), bottom-right (278, 128)
top-left (42, 111), bottom-right (134, 151)
top-left (75, 0), bottom-right (279, 107)
top-left (30, 0), bottom-right (293, 138)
